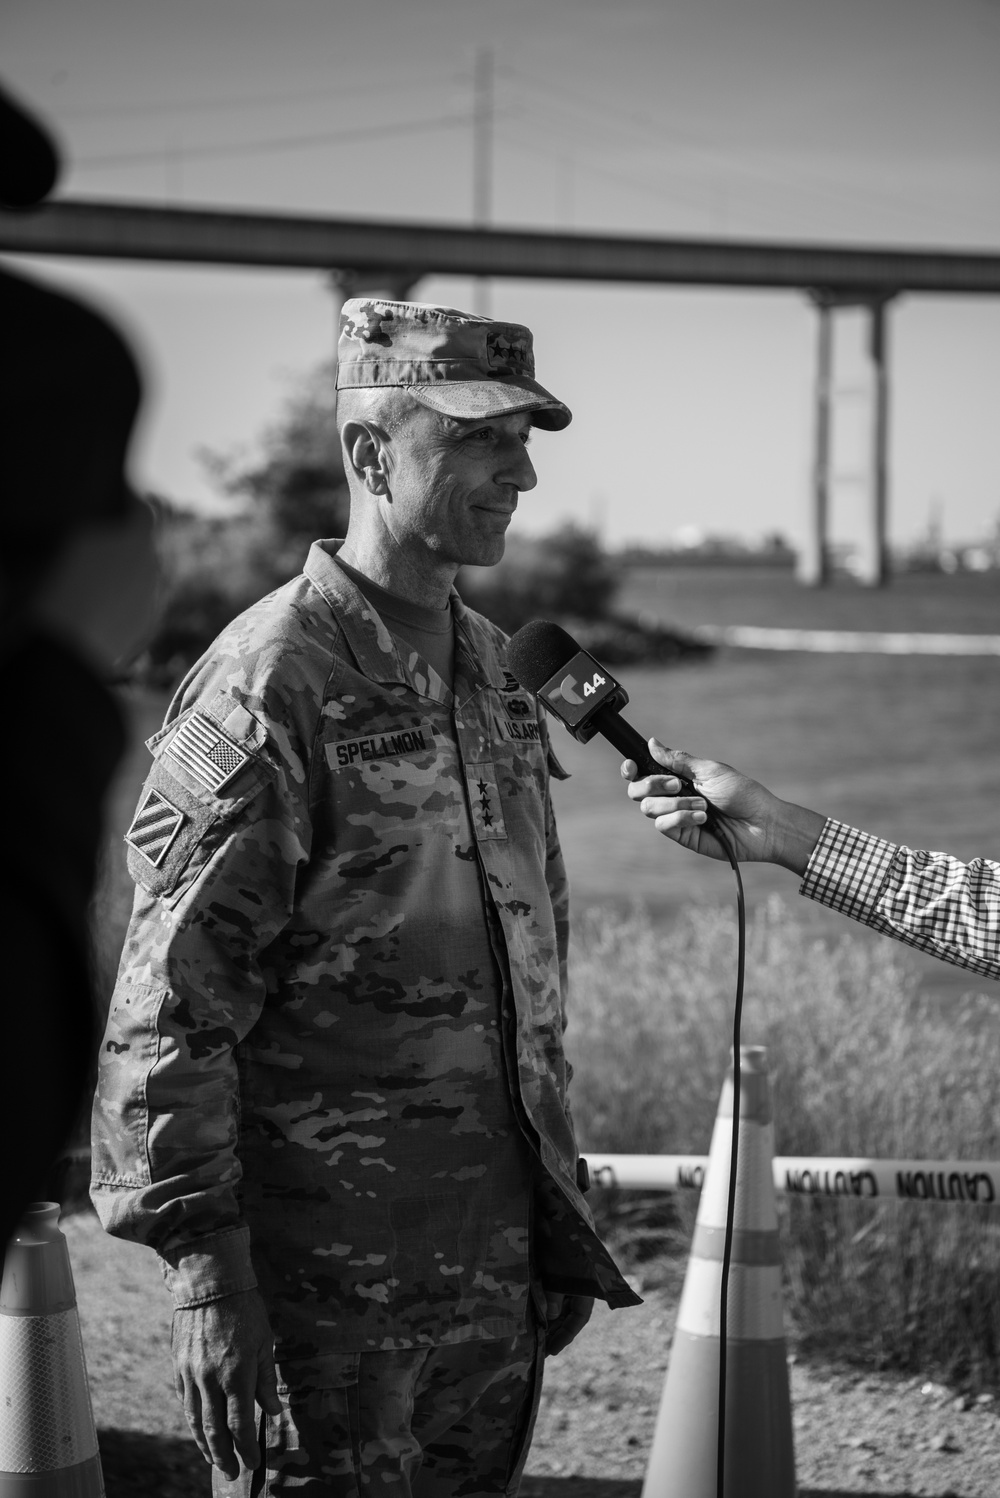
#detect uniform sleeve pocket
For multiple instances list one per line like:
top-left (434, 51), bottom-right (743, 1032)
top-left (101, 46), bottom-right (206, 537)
top-left (125, 727), bottom-right (275, 899)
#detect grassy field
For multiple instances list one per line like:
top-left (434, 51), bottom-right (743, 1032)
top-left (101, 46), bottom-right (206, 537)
top-left (570, 900), bottom-right (1000, 1387)
top-left (621, 562), bottom-right (1000, 634)
top-left (540, 566), bottom-right (1000, 1009)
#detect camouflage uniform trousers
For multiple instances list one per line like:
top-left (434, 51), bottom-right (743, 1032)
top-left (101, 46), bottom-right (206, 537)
top-left (214, 1317), bottom-right (544, 1498)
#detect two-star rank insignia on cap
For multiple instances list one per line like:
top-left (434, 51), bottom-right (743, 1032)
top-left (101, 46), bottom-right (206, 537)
top-left (164, 713), bottom-right (251, 793)
top-left (125, 788), bottom-right (185, 867)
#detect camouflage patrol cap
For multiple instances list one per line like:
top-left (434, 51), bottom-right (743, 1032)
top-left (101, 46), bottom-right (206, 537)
top-left (336, 298), bottom-right (571, 431)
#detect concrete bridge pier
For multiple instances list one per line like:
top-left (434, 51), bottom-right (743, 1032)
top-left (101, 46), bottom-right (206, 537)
top-left (798, 288), bottom-right (898, 587)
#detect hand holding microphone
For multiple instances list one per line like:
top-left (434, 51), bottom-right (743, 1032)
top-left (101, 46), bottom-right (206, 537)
top-left (505, 617), bottom-right (712, 801)
top-left (621, 739), bottom-right (823, 871)
top-left (506, 619), bottom-right (825, 875)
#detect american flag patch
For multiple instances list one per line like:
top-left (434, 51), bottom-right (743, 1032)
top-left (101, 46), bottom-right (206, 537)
top-left (125, 788), bottom-right (185, 867)
top-left (164, 713), bottom-right (251, 793)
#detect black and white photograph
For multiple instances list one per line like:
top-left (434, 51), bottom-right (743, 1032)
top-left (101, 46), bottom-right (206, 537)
top-left (2, 3), bottom-right (1000, 1495)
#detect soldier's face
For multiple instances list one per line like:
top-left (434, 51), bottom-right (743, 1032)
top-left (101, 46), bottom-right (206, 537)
top-left (386, 407), bottom-right (538, 569)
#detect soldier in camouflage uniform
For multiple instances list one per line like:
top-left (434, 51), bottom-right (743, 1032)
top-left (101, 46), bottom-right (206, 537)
top-left (92, 300), bottom-right (640, 1497)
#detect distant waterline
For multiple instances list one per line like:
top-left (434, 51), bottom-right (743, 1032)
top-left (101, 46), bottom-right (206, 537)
top-left (695, 624), bottom-right (1000, 655)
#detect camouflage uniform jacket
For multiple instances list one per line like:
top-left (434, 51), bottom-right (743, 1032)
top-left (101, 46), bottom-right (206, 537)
top-left (92, 540), bottom-right (639, 1361)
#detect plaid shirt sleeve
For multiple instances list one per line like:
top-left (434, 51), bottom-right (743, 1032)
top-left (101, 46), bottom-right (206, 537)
top-left (800, 818), bottom-right (1000, 982)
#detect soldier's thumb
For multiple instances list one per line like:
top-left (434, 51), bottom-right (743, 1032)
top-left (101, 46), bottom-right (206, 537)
top-left (256, 1347), bottom-right (282, 1417)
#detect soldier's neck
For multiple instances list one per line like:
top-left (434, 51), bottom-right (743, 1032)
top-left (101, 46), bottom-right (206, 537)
top-left (337, 533), bottom-right (456, 611)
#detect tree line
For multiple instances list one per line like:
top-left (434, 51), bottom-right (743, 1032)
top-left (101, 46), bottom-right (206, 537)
top-left (140, 364), bottom-right (707, 686)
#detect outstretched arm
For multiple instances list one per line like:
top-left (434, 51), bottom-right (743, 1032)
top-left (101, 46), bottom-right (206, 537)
top-left (621, 738), bottom-right (826, 873)
top-left (622, 738), bottom-right (1000, 982)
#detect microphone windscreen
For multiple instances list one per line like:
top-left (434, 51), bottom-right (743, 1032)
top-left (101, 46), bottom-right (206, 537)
top-left (506, 620), bottom-right (581, 693)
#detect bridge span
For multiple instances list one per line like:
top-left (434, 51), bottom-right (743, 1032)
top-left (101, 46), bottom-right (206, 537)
top-left (5, 199), bottom-right (999, 583)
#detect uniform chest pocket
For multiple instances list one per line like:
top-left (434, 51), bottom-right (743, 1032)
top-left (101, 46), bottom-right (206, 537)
top-left (492, 691), bottom-right (568, 779)
top-left (125, 712), bottom-right (275, 900)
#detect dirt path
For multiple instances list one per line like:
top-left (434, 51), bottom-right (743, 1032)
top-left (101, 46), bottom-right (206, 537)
top-left (60, 1212), bottom-right (1000, 1497)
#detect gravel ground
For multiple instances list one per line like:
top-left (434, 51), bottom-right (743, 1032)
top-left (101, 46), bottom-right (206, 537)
top-left (52, 1212), bottom-right (1000, 1496)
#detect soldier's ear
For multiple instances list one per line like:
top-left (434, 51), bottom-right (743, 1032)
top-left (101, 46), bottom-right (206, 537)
top-left (343, 420), bottom-right (390, 497)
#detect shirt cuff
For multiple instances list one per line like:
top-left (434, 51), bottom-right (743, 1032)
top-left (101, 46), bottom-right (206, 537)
top-left (159, 1225), bottom-right (258, 1308)
top-left (799, 818), bottom-right (899, 924)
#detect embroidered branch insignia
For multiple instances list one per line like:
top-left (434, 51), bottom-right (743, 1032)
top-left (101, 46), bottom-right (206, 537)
top-left (125, 788), bottom-right (185, 867)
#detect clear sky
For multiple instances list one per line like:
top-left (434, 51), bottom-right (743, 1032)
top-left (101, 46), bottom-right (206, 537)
top-left (5, 0), bottom-right (1000, 550)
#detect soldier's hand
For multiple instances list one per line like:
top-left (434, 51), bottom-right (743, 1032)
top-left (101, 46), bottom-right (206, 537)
top-left (543, 1292), bottom-right (594, 1355)
top-left (171, 1289), bottom-right (282, 1481)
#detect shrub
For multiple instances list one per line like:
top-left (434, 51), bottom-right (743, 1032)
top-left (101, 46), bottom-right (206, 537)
top-left (139, 365), bottom-right (350, 682)
top-left (458, 525), bottom-right (620, 635)
top-left (140, 362), bottom-right (707, 682)
top-left (458, 526), bottom-right (710, 660)
top-left (568, 898), bottom-right (1000, 1388)
top-left (199, 359), bottom-right (349, 552)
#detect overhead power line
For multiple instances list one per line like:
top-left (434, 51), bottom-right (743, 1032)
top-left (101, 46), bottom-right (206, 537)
top-left (74, 111), bottom-right (477, 170)
top-left (502, 125), bottom-right (718, 222)
top-left (55, 71), bottom-right (455, 121)
top-left (505, 68), bottom-right (1000, 241)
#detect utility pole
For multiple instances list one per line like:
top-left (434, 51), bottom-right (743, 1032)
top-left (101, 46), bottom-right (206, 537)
top-left (472, 45), bottom-right (494, 316)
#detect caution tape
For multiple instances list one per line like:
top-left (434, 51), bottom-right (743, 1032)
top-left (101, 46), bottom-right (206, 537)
top-left (584, 1153), bottom-right (1000, 1205)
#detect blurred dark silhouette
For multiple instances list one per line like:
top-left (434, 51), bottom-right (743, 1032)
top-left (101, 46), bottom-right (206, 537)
top-left (1, 83), bottom-right (158, 1249)
top-left (0, 81), bottom-right (61, 208)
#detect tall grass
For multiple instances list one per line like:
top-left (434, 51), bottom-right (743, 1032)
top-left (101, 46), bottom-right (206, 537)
top-left (568, 899), bottom-right (1000, 1388)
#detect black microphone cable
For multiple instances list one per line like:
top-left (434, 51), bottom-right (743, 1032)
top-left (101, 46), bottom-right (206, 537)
top-left (504, 619), bottom-right (748, 1496)
top-left (625, 752), bottom-right (746, 1498)
top-left (709, 818), bottom-right (746, 1498)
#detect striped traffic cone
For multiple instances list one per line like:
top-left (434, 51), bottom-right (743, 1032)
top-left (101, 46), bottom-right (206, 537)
top-left (0, 1202), bottom-right (104, 1495)
top-left (642, 1046), bottom-right (795, 1498)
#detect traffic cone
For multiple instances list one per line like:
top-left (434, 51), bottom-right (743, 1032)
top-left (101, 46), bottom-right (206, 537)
top-left (641, 1046), bottom-right (796, 1498)
top-left (0, 1202), bottom-right (104, 1495)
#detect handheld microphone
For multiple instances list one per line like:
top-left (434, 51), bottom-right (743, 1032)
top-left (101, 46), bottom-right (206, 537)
top-left (505, 618), bottom-right (710, 812)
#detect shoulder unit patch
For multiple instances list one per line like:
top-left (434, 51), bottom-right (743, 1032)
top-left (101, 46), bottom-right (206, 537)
top-left (164, 712), bottom-right (251, 793)
top-left (125, 788), bottom-right (185, 867)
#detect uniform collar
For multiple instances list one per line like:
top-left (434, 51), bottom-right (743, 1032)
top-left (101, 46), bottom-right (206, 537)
top-left (303, 538), bottom-right (508, 705)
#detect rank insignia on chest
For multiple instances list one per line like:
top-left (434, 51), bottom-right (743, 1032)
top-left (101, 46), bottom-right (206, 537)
top-left (164, 712), bottom-right (251, 793)
top-left (465, 762), bottom-right (508, 841)
top-left (125, 788), bottom-right (185, 867)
